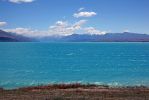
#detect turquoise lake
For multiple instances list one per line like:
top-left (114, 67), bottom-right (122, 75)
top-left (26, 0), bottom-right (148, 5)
top-left (0, 42), bottom-right (149, 89)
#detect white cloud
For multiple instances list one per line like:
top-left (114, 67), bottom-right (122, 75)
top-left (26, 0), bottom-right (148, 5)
top-left (73, 11), bottom-right (97, 18)
top-left (0, 21), bottom-right (7, 27)
top-left (55, 21), bottom-right (68, 27)
top-left (9, 0), bottom-right (34, 3)
top-left (73, 20), bottom-right (87, 30)
top-left (49, 21), bottom-right (72, 36)
top-left (49, 20), bottom-right (87, 36)
top-left (84, 27), bottom-right (106, 35)
top-left (78, 7), bottom-right (85, 11)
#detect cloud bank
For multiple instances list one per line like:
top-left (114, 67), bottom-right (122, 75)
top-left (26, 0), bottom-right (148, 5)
top-left (5, 20), bottom-right (88, 37)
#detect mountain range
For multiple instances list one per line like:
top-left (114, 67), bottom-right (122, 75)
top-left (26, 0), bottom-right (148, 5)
top-left (0, 29), bottom-right (149, 42)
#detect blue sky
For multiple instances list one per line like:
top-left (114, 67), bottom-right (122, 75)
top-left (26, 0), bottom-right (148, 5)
top-left (0, 0), bottom-right (149, 36)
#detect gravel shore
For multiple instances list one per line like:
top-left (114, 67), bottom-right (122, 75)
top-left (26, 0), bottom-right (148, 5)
top-left (0, 84), bottom-right (149, 100)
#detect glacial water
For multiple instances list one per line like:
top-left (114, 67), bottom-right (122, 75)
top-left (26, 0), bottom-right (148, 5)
top-left (0, 42), bottom-right (149, 89)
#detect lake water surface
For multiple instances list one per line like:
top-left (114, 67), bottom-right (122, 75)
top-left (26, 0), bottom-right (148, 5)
top-left (0, 42), bottom-right (149, 89)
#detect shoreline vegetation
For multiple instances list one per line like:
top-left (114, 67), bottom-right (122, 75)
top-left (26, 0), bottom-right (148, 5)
top-left (1, 83), bottom-right (149, 100)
